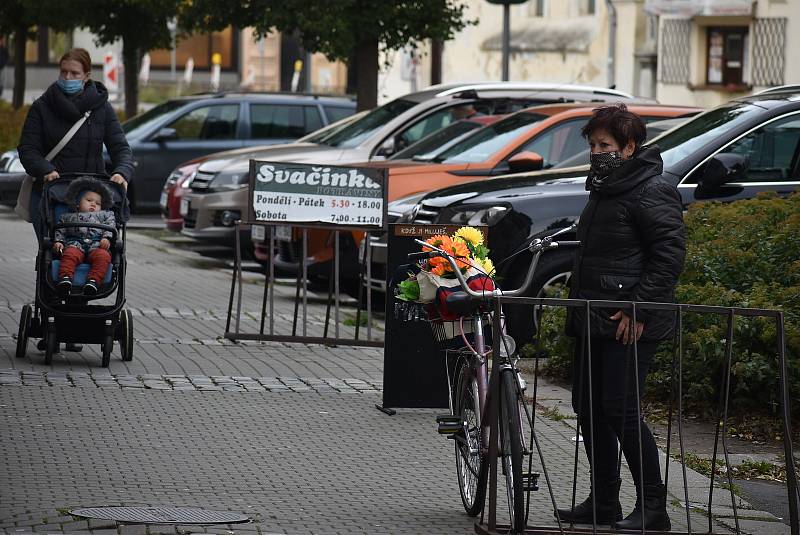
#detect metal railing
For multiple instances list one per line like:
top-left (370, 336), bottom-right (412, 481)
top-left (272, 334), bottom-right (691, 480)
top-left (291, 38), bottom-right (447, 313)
top-left (476, 295), bottom-right (798, 535)
top-left (224, 222), bottom-right (383, 347)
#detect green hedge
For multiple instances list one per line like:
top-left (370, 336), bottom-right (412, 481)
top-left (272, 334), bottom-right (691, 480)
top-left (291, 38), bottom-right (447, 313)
top-left (534, 192), bottom-right (800, 419)
top-left (0, 101), bottom-right (30, 153)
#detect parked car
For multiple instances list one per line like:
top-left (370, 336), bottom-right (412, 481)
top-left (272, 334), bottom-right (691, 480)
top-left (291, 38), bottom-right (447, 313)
top-left (0, 150), bottom-right (26, 207)
top-left (120, 92), bottom-right (356, 212)
top-left (267, 103), bottom-right (697, 281)
top-left (395, 89), bottom-right (800, 340)
top-left (182, 81), bottom-right (652, 243)
top-left (161, 110), bottom-right (369, 232)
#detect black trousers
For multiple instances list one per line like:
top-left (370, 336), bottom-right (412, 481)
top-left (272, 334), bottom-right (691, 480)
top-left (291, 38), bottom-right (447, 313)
top-left (571, 337), bottom-right (663, 491)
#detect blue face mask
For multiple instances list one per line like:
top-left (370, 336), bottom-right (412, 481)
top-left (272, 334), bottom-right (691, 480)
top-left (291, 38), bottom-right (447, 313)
top-left (57, 78), bottom-right (84, 95)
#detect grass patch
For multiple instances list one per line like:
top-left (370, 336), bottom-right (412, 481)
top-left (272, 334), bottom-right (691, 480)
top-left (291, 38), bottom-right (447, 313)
top-left (538, 405), bottom-right (571, 422)
top-left (677, 453), bottom-right (786, 485)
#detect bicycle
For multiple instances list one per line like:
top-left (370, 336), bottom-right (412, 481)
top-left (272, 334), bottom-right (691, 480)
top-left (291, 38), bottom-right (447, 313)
top-left (406, 225), bottom-right (579, 533)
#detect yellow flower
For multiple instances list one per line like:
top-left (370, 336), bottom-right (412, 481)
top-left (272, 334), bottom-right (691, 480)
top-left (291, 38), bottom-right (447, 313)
top-left (475, 257), bottom-right (495, 276)
top-left (454, 226), bottom-right (484, 247)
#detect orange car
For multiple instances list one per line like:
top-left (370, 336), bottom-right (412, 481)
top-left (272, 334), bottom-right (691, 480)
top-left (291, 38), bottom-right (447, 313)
top-left (259, 103), bottom-right (699, 279)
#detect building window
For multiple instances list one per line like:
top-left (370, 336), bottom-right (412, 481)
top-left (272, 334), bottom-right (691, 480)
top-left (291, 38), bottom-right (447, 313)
top-left (579, 0), bottom-right (596, 16)
top-left (149, 27), bottom-right (237, 70)
top-left (529, 0), bottom-right (546, 17)
top-left (706, 27), bottom-right (749, 86)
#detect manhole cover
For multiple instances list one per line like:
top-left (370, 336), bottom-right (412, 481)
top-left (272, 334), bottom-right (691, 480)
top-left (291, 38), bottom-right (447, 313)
top-left (69, 507), bottom-right (250, 525)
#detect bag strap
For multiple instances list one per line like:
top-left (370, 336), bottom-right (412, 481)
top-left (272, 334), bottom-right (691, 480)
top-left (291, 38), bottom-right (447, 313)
top-left (45, 110), bottom-right (91, 161)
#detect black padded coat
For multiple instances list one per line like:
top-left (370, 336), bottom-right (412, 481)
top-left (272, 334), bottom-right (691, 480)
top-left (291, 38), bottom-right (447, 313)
top-left (565, 146), bottom-right (686, 342)
top-left (18, 80), bottom-right (134, 191)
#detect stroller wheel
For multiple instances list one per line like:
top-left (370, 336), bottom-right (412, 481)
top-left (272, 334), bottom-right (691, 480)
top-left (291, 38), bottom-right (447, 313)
top-left (119, 309), bottom-right (133, 362)
top-left (15, 305), bottom-right (32, 359)
top-left (101, 336), bottom-right (113, 368)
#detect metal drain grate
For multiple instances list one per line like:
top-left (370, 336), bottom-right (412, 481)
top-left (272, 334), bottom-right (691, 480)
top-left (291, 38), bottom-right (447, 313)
top-left (69, 507), bottom-right (250, 525)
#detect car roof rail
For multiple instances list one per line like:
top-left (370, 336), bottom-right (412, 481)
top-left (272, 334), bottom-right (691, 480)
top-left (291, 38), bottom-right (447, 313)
top-left (431, 82), bottom-right (635, 99)
top-left (753, 84), bottom-right (800, 96)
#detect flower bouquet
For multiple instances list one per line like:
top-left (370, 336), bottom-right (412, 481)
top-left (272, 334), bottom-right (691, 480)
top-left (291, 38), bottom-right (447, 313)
top-left (396, 226), bottom-right (495, 321)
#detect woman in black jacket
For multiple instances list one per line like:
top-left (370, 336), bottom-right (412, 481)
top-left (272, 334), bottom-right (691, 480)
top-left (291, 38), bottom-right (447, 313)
top-left (556, 104), bottom-right (685, 531)
top-left (18, 47), bottom-right (133, 240)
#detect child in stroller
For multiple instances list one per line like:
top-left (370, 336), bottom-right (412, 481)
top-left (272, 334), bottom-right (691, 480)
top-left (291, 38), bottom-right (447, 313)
top-left (53, 177), bottom-right (116, 296)
top-left (15, 173), bottom-right (134, 367)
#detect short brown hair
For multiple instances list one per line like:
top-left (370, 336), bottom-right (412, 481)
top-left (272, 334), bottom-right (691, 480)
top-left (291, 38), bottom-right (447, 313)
top-left (581, 103), bottom-right (646, 150)
top-left (59, 48), bottom-right (92, 76)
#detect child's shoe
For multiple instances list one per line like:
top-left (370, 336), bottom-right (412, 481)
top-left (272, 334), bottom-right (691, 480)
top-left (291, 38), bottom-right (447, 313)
top-left (83, 279), bottom-right (98, 295)
top-left (57, 276), bottom-right (72, 295)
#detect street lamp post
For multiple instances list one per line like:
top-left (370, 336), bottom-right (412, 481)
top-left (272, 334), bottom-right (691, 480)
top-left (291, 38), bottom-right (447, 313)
top-left (166, 17), bottom-right (177, 81)
top-left (487, 0), bottom-right (528, 81)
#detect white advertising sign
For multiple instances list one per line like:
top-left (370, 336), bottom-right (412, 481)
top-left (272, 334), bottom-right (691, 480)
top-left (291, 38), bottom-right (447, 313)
top-left (248, 161), bottom-right (387, 229)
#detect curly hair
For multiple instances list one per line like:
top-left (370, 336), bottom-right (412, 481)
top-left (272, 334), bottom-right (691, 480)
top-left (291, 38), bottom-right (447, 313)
top-left (581, 103), bottom-right (646, 151)
top-left (65, 176), bottom-right (113, 210)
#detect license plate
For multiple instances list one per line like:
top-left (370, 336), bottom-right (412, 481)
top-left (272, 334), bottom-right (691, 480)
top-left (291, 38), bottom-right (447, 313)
top-left (275, 225), bottom-right (292, 241)
top-left (251, 224), bottom-right (265, 241)
top-left (159, 191), bottom-right (168, 209)
top-left (179, 198), bottom-right (190, 216)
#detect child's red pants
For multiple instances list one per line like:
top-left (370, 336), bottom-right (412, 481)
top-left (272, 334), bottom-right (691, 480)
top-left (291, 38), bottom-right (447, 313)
top-left (59, 246), bottom-right (111, 283)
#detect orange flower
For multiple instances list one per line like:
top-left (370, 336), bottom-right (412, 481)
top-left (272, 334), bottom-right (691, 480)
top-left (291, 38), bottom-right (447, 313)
top-left (430, 264), bottom-right (448, 277)
top-left (424, 234), bottom-right (453, 252)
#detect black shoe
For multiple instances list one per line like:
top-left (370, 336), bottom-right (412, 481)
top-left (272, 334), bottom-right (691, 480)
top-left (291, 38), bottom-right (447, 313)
top-left (556, 479), bottom-right (622, 525)
top-left (83, 279), bottom-right (98, 295)
top-left (613, 483), bottom-right (671, 532)
top-left (57, 276), bottom-right (72, 295)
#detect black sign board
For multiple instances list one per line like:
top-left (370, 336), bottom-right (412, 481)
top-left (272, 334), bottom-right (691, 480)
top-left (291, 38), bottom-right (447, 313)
top-left (381, 223), bottom-right (488, 410)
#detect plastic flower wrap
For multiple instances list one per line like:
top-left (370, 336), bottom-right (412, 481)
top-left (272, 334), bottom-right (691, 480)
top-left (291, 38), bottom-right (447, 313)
top-left (396, 226), bottom-right (494, 303)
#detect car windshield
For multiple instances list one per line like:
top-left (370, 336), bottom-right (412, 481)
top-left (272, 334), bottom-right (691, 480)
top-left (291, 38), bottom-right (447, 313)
top-left (390, 120), bottom-right (483, 161)
top-left (122, 100), bottom-right (186, 138)
top-left (312, 99), bottom-right (417, 148)
top-left (655, 102), bottom-right (764, 168)
top-left (435, 111), bottom-right (548, 164)
top-left (299, 110), bottom-right (366, 143)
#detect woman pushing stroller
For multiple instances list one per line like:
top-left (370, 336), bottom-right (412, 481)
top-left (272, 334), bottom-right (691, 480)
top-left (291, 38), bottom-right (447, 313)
top-left (17, 47), bottom-right (133, 241)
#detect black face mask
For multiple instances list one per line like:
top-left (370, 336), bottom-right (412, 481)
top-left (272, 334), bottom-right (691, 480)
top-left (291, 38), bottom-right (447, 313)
top-left (590, 151), bottom-right (625, 177)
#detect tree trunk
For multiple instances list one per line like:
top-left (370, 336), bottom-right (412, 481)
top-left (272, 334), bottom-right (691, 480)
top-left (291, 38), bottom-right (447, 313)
top-left (354, 37), bottom-right (378, 111)
top-left (121, 39), bottom-right (140, 119)
top-left (12, 25), bottom-right (27, 110)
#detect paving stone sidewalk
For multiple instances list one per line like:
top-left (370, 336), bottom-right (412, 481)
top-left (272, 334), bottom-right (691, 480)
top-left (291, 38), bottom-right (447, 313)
top-left (0, 207), bottom-right (792, 534)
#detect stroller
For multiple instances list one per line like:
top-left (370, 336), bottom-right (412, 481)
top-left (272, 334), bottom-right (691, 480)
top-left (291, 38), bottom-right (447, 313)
top-left (15, 173), bottom-right (133, 367)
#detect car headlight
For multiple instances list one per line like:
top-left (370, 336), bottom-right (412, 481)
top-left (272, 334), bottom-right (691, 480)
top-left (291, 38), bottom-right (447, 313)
top-left (180, 170), bottom-right (197, 188)
top-left (444, 205), bottom-right (509, 226)
top-left (165, 170), bottom-right (183, 188)
top-left (209, 171), bottom-right (247, 191)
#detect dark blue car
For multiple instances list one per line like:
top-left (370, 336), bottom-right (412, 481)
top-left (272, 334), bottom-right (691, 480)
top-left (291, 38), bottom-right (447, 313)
top-left (119, 93), bottom-right (355, 212)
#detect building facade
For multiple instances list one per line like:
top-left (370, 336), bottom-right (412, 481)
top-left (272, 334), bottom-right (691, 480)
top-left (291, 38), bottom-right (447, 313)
top-left (377, 0), bottom-right (656, 103)
top-left (649, 0), bottom-right (795, 107)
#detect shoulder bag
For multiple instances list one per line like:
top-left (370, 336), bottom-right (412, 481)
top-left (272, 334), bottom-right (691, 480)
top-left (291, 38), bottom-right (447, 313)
top-left (14, 110), bottom-right (92, 222)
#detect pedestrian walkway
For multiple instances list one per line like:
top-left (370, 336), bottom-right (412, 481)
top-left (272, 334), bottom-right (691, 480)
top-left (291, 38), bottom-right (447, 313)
top-left (0, 207), bottom-right (792, 534)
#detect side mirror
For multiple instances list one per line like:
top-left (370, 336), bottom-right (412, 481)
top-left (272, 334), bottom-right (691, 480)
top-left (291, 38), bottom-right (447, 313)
top-left (375, 137), bottom-right (396, 158)
top-left (152, 127), bottom-right (178, 143)
top-left (698, 153), bottom-right (748, 190)
top-left (507, 151), bottom-right (544, 173)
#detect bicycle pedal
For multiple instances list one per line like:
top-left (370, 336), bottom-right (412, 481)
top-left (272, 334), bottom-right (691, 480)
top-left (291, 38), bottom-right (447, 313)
top-left (522, 471), bottom-right (540, 491)
top-left (436, 414), bottom-right (464, 435)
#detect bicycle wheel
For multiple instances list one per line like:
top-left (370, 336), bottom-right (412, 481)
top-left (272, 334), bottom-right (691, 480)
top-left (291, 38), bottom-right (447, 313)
top-left (453, 360), bottom-right (487, 515)
top-left (499, 368), bottom-right (525, 532)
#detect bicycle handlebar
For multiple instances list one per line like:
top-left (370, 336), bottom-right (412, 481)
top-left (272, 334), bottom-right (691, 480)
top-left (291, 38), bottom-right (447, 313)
top-left (408, 223), bottom-right (580, 298)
